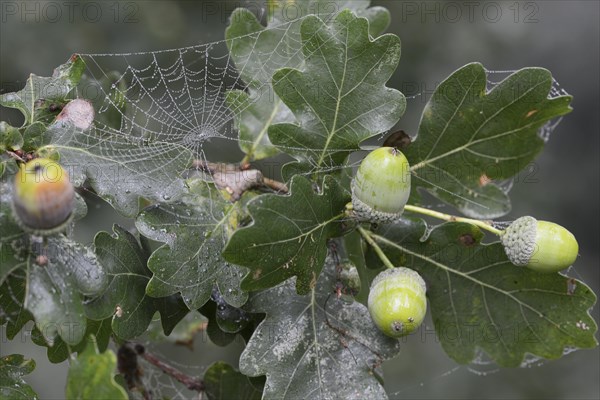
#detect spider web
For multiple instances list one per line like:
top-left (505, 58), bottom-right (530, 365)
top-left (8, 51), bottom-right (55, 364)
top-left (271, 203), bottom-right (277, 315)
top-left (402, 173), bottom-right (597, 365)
top-left (75, 16), bottom-right (306, 169)
top-left (80, 44), bottom-right (239, 156)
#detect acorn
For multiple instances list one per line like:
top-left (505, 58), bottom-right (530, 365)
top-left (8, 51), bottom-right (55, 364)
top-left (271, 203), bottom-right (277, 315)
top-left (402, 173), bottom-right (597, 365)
top-left (12, 158), bottom-right (75, 234)
top-left (501, 216), bottom-right (579, 273)
top-left (352, 147), bottom-right (411, 223)
top-left (368, 267), bottom-right (427, 338)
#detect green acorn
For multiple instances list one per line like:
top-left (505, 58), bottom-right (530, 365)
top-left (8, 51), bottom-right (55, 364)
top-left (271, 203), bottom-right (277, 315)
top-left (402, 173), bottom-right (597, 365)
top-left (501, 216), bottom-right (579, 273)
top-left (368, 267), bottom-right (427, 338)
top-left (12, 158), bottom-right (75, 234)
top-left (351, 147), bottom-right (411, 223)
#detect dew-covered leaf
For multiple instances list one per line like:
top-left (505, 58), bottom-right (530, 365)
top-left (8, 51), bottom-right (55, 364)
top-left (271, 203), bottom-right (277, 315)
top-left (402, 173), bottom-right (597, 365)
top-left (404, 63), bottom-right (572, 218)
top-left (203, 361), bottom-right (263, 400)
top-left (225, 1), bottom-right (390, 162)
top-left (153, 293), bottom-right (194, 336)
top-left (0, 54), bottom-right (84, 125)
top-left (86, 225), bottom-right (189, 340)
top-left (198, 298), bottom-right (261, 347)
top-left (211, 288), bottom-right (253, 334)
top-left (366, 218), bottom-right (598, 367)
top-left (0, 122), bottom-right (23, 152)
top-left (66, 338), bottom-right (128, 400)
top-left (0, 183), bottom-right (28, 285)
top-left (25, 235), bottom-right (107, 346)
top-left (136, 190), bottom-right (248, 310)
top-left (0, 354), bottom-right (38, 400)
top-left (2, 179), bottom-right (97, 346)
top-left (21, 122), bottom-right (46, 152)
top-left (0, 157), bottom-right (8, 178)
top-left (199, 300), bottom-right (238, 347)
top-left (268, 10), bottom-right (404, 171)
top-left (227, 0), bottom-right (390, 87)
top-left (0, 271), bottom-right (33, 339)
top-left (240, 254), bottom-right (400, 399)
top-left (145, 310), bottom-right (206, 348)
top-left (31, 319), bottom-right (112, 364)
top-left (222, 175), bottom-right (349, 294)
top-left (0, 265), bottom-right (111, 363)
top-left (40, 121), bottom-right (191, 217)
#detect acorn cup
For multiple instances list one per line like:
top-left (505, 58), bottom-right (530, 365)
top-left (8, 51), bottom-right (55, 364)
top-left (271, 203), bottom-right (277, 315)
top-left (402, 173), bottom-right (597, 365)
top-left (12, 158), bottom-right (75, 234)
top-left (352, 147), bottom-right (411, 223)
top-left (368, 267), bottom-right (427, 338)
top-left (501, 216), bottom-right (579, 273)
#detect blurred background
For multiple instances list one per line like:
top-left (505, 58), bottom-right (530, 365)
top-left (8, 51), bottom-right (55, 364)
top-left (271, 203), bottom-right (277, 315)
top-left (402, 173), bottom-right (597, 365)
top-left (1, 1), bottom-right (598, 399)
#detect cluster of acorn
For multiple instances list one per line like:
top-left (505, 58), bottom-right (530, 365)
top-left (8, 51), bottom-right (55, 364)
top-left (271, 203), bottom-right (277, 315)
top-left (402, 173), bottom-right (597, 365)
top-left (9, 147), bottom-right (579, 340)
top-left (351, 147), bottom-right (579, 338)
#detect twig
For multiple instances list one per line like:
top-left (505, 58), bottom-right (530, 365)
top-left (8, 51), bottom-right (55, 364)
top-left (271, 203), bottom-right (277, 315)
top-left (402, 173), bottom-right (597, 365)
top-left (357, 226), bottom-right (395, 270)
top-left (263, 177), bottom-right (288, 193)
top-left (6, 150), bottom-right (26, 162)
top-left (403, 204), bottom-right (503, 236)
top-left (191, 159), bottom-right (217, 172)
top-left (135, 344), bottom-right (204, 392)
top-left (191, 159), bottom-right (289, 196)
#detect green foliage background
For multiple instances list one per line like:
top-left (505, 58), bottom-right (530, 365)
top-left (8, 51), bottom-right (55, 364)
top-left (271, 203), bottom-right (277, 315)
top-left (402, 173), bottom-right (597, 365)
top-left (1, 1), bottom-right (598, 398)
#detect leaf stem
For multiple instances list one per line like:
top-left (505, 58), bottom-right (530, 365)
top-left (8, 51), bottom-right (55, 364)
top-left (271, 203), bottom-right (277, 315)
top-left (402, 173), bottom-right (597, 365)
top-left (357, 226), bottom-right (395, 270)
top-left (403, 204), bottom-right (503, 236)
top-left (240, 98), bottom-right (282, 168)
top-left (240, 154), bottom-right (251, 169)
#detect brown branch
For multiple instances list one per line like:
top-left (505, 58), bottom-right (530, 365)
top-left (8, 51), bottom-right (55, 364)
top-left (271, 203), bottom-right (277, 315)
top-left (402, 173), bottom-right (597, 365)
top-left (135, 344), bottom-right (204, 392)
top-left (191, 160), bottom-right (289, 198)
top-left (6, 150), bottom-right (26, 162)
top-left (191, 159), bottom-right (216, 173)
top-left (263, 177), bottom-right (288, 194)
